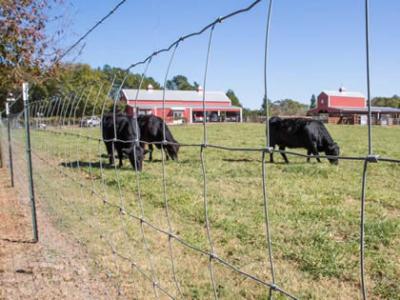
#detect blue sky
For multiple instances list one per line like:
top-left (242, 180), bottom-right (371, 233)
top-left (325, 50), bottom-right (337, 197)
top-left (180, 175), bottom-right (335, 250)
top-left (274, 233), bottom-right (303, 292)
top-left (51, 0), bottom-right (400, 109)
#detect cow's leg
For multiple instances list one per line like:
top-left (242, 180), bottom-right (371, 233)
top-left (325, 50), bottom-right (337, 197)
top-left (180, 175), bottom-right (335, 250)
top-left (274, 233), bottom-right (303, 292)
top-left (311, 143), bottom-right (321, 163)
top-left (279, 146), bottom-right (289, 163)
top-left (148, 144), bottom-right (153, 161)
top-left (164, 146), bottom-right (170, 161)
top-left (116, 147), bottom-right (123, 167)
top-left (269, 145), bottom-right (275, 163)
top-left (106, 142), bottom-right (115, 166)
top-left (307, 149), bottom-right (312, 163)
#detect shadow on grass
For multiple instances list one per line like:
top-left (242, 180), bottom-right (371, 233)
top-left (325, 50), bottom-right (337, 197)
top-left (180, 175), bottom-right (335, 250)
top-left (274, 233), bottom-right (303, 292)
top-left (222, 158), bottom-right (261, 163)
top-left (61, 161), bottom-right (117, 170)
top-left (145, 159), bottom-right (195, 164)
top-left (0, 238), bottom-right (37, 244)
top-left (270, 161), bottom-right (310, 165)
top-left (222, 158), bottom-right (310, 165)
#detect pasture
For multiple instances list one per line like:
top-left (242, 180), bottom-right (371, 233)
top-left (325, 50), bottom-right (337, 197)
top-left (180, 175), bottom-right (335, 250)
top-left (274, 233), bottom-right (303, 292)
top-left (27, 123), bottom-right (399, 299)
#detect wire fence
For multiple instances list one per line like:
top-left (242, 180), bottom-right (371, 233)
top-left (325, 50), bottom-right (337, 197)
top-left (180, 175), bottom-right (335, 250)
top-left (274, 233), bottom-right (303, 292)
top-left (0, 0), bottom-right (399, 299)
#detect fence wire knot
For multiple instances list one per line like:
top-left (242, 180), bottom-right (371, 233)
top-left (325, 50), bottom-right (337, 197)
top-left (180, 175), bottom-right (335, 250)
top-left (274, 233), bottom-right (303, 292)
top-left (366, 154), bottom-right (379, 163)
top-left (264, 147), bottom-right (274, 154)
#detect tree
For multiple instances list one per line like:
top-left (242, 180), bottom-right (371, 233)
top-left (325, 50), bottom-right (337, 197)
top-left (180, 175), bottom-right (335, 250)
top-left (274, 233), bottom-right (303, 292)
top-left (166, 75), bottom-right (197, 90)
top-left (274, 99), bottom-right (308, 115)
top-left (226, 89), bottom-right (242, 107)
top-left (261, 96), bottom-right (307, 116)
top-left (261, 96), bottom-right (273, 114)
top-left (371, 96), bottom-right (400, 108)
top-left (0, 0), bottom-right (63, 106)
top-left (310, 94), bottom-right (317, 109)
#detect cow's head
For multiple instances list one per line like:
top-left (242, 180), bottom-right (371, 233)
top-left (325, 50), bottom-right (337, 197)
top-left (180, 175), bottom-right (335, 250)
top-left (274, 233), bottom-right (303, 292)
top-left (166, 143), bottom-right (180, 160)
top-left (122, 145), bottom-right (144, 171)
top-left (325, 143), bottom-right (340, 165)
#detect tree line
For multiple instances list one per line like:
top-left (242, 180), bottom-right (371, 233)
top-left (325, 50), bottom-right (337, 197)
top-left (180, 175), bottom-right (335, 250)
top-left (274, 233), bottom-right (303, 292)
top-left (2, 1), bottom-right (397, 118)
top-left (371, 95), bottom-right (400, 108)
top-left (0, 0), bottom-right (315, 118)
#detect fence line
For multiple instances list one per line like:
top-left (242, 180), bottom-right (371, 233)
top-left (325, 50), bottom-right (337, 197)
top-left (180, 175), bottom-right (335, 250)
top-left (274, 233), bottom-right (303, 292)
top-left (1, 0), bottom-right (399, 299)
top-left (2, 95), bottom-right (399, 298)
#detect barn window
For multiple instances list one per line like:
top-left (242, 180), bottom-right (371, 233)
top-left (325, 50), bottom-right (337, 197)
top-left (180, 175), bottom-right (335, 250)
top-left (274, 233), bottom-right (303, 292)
top-left (173, 110), bottom-right (183, 120)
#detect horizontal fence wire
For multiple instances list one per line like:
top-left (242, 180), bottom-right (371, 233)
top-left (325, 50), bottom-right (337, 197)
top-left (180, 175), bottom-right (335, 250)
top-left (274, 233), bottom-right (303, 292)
top-left (4, 89), bottom-right (398, 299)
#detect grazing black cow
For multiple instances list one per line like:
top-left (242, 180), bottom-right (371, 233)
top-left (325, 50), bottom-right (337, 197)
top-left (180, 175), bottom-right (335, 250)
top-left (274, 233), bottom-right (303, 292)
top-left (137, 115), bottom-right (180, 161)
top-left (268, 116), bottom-right (340, 164)
top-left (102, 112), bottom-right (144, 171)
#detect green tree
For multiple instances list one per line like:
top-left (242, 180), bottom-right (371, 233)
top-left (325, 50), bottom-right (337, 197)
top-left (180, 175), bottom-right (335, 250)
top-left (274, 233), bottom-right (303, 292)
top-left (226, 89), bottom-right (242, 107)
top-left (271, 99), bottom-right (308, 116)
top-left (310, 94), bottom-right (317, 109)
top-left (371, 96), bottom-right (400, 108)
top-left (166, 75), bottom-right (197, 90)
top-left (261, 97), bottom-right (307, 116)
top-left (261, 96), bottom-right (273, 115)
top-left (0, 0), bottom-right (63, 107)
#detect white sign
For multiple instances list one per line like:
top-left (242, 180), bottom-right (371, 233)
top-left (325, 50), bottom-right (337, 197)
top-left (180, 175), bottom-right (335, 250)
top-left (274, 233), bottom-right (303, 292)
top-left (360, 115), bottom-right (368, 125)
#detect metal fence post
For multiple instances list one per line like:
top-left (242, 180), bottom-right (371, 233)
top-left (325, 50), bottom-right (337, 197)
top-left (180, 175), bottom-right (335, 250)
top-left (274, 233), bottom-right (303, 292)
top-left (6, 102), bottom-right (14, 187)
top-left (23, 82), bottom-right (39, 242)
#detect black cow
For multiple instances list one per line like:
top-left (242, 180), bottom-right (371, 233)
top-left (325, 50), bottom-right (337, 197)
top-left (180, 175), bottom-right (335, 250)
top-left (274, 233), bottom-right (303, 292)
top-left (268, 116), bottom-right (340, 164)
top-left (137, 115), bottom-right (180, 161)
top-left (102, 112), bottom-right (144, 171)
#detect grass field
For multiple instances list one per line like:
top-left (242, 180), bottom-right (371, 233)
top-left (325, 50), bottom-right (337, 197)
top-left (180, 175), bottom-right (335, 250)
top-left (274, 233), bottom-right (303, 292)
top-left (23, 123), bottom-right (400, 299)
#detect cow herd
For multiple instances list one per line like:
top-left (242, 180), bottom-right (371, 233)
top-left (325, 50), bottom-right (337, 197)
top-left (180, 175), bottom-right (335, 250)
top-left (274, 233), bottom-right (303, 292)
top-left (101, 112), bottom-right (340, 171)
top-left (102, 113), bottom-right (180, 171)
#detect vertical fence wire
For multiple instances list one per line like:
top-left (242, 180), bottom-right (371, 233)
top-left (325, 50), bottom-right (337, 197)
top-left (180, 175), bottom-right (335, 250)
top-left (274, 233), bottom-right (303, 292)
top-left (159, 43), bottom-right (184, 298)
top-left (32, 97), bottom-right (123, 297)
top-left (359, 0), bottom-right (373, 299)
top-left (75, 84), bottom-right (127, 296)
top-left (262, 1), bottom-right (276, 298)
top-left (200, 24), bottom-right (219, 300)
top-left (112, 75), bottom-right (161, 298)
top-left (264, 0), bottom-right (273, 149)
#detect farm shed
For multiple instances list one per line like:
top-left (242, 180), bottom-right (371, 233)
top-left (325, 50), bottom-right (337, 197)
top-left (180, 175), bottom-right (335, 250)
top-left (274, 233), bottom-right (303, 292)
top-left (121, 85), bottom-right (242, 124)
top-left (307, 88), bottom-right (400, 125)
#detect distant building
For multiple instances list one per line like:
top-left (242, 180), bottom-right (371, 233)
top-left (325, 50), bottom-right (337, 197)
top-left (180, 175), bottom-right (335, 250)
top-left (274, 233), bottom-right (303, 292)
top-left (307, 87), bottom-right (400, 125)
top-left (120, 85), bottom-right (242, 124)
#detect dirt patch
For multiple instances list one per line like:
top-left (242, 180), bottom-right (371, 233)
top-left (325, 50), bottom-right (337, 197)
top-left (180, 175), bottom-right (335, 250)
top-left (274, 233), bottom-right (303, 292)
top-left (0, 168), bottom-right (119, 299)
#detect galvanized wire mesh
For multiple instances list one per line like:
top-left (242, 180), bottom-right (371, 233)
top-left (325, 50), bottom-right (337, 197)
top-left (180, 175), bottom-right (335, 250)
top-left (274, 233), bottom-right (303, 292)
top-left (1, 0), bottom-right (399, 299)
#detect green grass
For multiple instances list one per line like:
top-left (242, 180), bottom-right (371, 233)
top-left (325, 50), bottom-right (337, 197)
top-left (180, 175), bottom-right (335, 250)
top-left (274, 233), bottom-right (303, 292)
top-left (23, 123), bottom-right (400, 299)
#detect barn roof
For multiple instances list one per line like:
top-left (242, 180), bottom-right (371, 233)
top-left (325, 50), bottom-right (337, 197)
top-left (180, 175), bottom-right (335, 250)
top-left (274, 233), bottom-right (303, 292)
top-left (308, 106), bottom-right (400, 114)
top-left (321, 91), bottom-right (365, 98)
top-left (337, 106), bottom-right (400, 113)
top-left (122, 89), bottom-right (231, 103)
top-left (127, 104), bottom-right (241, 110)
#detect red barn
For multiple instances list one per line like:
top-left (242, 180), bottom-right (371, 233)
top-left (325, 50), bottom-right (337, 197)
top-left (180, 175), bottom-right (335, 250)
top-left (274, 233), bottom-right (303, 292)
top-left (307, 88), bottom-right (400, 125)
top-left (120, 85), bottom-right (242, 124)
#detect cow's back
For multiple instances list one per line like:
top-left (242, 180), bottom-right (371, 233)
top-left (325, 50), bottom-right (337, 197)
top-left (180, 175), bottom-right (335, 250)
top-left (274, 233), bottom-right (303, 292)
top-left (138, 115), bottom-right (176, 143)
top-left (102, 113), bottom-right (139, 142)
top-left (269, 118), bottom-right (311, 148)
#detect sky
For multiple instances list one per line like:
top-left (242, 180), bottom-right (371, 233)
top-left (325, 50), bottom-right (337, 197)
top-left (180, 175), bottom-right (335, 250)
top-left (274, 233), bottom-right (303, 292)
top-left (49, 0), bottom-right (400, 109)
